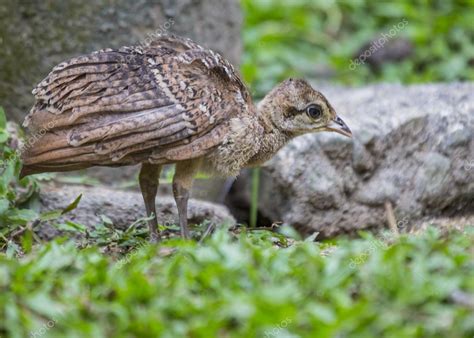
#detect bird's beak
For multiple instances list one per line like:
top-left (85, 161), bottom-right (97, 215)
top-left (326, 115), bottom-right (352, 138)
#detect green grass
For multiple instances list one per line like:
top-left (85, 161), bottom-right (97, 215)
top-left (1, 228), bottom-right (473, 338)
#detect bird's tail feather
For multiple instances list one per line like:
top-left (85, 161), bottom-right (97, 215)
top-left (19, 163), bottom-right (95, 179)
top-left (20, 128), bottom-right (100, 177)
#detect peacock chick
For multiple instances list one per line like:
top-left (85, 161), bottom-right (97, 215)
top-left (20, 34), bottom-right (352, 241)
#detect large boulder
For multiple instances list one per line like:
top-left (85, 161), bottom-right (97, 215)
top-left (227, 83), bottom-right (473, 237)
top-left (0, 0), bottom-right (242, 122)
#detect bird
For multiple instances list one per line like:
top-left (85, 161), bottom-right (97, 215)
top-left (20, 34), bottom-right (352, 241)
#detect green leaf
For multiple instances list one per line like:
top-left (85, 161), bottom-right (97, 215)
top-left (0, 106), bottom-right (6, 130)
top-left (39, 210), bottom-right (63, 221)
top-left (0, 130), bottom-right (9, 143)
top-left (61, 194), bottom-right (82, 215)
top-left (305, 232), bottom-right (319, 242)
top-left (100, 214), bottom-right (113, 225)
top-left (0, 198), bottom-right (10, 215)
top-left (54, 220), bottom-right (87, 233)
top-left (24, 292), bottom-right (64, 318)
top-left (21, 229), bottom-right (33, 254)
top-left (6, 208), bottom-right (38, 224)
top-left (308, 303), bottom-right (336, 324)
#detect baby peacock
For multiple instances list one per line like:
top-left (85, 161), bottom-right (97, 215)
top-left (21, 34), bottom-right (352, 241)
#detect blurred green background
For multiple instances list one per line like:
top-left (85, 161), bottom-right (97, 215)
top-left (241, 0), bottom-right (474, 97)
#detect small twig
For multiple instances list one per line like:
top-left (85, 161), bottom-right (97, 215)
top-left (384, 201), bottom-right (399, 236)
top-left (0, 232), bottom-right (9, 244)
top-left (9, 220), bottom-right (42, 247)
top-left (31, 231), bottom-right (43, 244)
top-left (10, 226), bottom-right (27, 238)
top-left (270, 221), bottom-right (283, 229)
top-left (199, 223), bottom-right (215, 244)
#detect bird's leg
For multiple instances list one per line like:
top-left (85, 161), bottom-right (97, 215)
top-left (139, 163), bottom-right (162, 242)
top-left (172, 159), bottom-right (201, 239)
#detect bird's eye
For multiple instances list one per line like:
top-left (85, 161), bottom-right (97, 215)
top-left (306, 104), bottom-right (323, 119)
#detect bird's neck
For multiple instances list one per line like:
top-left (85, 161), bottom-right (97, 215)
top-left (245, 106), bottom-right (292, 167)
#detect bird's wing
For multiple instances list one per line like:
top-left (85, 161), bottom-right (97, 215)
top-left (22, 35), bottom-right (252, 168)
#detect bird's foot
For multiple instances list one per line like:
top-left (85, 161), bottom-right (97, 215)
top-left (148, 227), bottom-right (161, 243)
top-left (149, 233), bottom-right (160, 243)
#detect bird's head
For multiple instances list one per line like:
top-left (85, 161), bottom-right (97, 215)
top-left (258, 78), bottom-right (352, 138)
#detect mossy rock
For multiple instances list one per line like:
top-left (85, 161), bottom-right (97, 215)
top-left (0, 0), bottom-right (242, 122)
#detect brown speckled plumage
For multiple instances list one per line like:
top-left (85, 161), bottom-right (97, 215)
top-left (21, 34), bottom-right (352, 240)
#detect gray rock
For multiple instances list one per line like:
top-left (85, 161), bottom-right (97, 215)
top-left (351, 139), bottom-right (375, 175)
top-left (0, 0), bottom-right (242, 122)
top-left (228, 83), bottom-right (474, 237)
top-left (413, 152), bottom-right (452, 207)
top-left (37, 185), bottom-right (236, 239)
